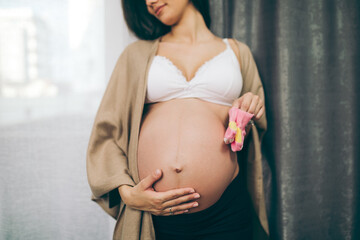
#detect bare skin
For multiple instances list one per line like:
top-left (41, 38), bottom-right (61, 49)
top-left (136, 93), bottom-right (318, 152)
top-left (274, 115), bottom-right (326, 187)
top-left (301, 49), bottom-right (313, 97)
top-left (118, 0), bottom-right (265, 216)
top-left (138, 98), bottom-right (240, 213)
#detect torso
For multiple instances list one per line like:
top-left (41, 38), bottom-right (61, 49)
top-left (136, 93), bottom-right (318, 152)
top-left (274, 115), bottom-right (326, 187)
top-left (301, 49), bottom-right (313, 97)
top-left (137, 36), bottom-right (242, 213)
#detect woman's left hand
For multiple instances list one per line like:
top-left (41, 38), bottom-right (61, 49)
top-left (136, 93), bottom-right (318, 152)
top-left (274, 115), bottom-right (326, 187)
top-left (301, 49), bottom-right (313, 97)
top-left (232, 92), bottom-right (264, 121)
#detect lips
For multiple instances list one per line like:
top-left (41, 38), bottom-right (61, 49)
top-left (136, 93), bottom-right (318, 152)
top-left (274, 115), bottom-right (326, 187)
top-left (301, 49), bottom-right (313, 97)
top-left (155, 4), bottom-right (165, 15)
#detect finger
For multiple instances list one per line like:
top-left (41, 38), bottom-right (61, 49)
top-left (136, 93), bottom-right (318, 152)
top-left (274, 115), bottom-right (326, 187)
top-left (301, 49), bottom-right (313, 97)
top-left (162, 193), bottom-right (200, 209)
top-left (163, 209), bottom-right (190, 216)
top-left (172, 209), bottom-right (189, 215)
top-left (139, 169), bottom-right (162, 190)
top-left (158, 188), bottom-right (196, 202)
top-left (166, 201), bottom-right (199, 214)
top-left (155, 209), bottom-right (189, 216)
top-left (159, 201), bottom-right (199, 216)
top-left (240, 94), bottom-right (252, 112)
top-left (255, 106), bottom-right (265, 120)
top-left (248, 96), bottom-right (259, 114)
top-left (232, 97), bottom-right (242, 109)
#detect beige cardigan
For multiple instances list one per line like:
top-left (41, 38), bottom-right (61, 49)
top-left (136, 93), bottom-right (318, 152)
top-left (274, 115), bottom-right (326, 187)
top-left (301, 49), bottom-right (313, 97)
top-left (86, 37), bottom-right (269, 240)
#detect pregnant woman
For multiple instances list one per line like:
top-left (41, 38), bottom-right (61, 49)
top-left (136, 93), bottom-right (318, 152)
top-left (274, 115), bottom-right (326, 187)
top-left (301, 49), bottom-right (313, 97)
top-left (86, 0), bottom-right (269, 239)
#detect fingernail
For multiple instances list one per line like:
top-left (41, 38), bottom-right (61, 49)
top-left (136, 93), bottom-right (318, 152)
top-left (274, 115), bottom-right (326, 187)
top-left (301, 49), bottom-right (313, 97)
top-left (155, 169), bottom-right (161, 176)
top-left (194, 194), bottom-right (200, 198)
top-left (184, 210), bottom-right (189, 213)
top-left (189, 189), bottom-right (195, 193)
top-left (193, 202), bottom-right (198, 207)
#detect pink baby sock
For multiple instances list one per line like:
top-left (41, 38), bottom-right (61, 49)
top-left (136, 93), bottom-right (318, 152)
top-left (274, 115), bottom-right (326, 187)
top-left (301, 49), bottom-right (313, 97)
top-left (231, 109), bottom-right (254, 151)
top-left (224, 107), bottom-right (238, 144)
top-left (224, 107), bottom-right (254, 152)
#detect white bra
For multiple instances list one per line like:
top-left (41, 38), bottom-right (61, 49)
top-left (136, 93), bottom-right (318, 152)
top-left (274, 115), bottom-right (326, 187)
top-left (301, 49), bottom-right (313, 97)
top-left (145, 38), bottom-right (243, 106)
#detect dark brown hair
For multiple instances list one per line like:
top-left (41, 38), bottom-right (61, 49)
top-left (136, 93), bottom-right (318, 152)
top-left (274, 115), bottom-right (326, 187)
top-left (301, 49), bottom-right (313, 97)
top-left (121, 0), bottom-right (211, 40)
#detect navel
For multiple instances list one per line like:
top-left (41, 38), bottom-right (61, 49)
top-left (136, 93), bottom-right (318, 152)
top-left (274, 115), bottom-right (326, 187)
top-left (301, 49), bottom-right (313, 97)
top-left (173, 165), bottom-right (184, 173)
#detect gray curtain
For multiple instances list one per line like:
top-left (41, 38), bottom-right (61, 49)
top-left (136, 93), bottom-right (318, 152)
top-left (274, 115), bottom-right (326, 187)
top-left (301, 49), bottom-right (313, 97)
top-left (210, 0), bottom-right (359, 239)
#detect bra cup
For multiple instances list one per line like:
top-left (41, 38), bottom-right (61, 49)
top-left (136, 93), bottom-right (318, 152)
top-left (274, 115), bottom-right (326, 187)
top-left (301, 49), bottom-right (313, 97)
top-left (146, 59), bottom-right (181, 103)
top-left (225, 55), bottom-right (243, 99)
top-left (199, 54), bottom-right (243, 99)
top-left (145, 39), bottom-right (243, 106)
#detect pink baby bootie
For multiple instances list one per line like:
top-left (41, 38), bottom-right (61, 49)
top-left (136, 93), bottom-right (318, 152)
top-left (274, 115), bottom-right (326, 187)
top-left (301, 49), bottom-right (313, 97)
top-left (223, 107), bottom-right (238, 144)
top-left (224, 107), bottom-right (254, 152)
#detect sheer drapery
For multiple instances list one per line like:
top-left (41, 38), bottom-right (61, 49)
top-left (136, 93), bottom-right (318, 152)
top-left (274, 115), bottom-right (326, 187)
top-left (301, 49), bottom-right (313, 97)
top-left (0, 0), bottom-right (120, 239)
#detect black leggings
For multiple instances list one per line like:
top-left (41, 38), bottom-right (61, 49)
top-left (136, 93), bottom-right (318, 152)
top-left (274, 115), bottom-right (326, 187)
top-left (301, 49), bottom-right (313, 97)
top-left (151, 169), bottom-right (253, 240)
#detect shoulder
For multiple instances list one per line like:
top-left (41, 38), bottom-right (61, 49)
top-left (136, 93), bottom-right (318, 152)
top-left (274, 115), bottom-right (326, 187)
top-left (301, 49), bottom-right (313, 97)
top-left (227, 38), bottom-right (252, 70)
top-left (227, 38), bottom-right (253, 57)
top-left (121, 39), bottom-right (157, 57)
top-left (113, 39), bottom-right (157, 67)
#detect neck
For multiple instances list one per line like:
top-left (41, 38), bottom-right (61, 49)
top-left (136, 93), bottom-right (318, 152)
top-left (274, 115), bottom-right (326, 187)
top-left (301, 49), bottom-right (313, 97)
top-left (163, 3), bottom-right (214, 44)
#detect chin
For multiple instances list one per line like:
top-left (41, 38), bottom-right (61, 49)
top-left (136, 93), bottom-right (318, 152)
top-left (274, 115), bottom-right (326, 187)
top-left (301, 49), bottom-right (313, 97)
top-left (158, 16), bottom-right (179, 27)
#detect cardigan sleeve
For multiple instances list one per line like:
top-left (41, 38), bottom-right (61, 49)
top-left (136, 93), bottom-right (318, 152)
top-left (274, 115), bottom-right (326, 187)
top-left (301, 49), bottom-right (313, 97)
top-left (236, 40), bottom-right (267, 141)
top-left (235, 39), bottom-right (270, 238)
top-left (86, 46), bottom-right (136, 219)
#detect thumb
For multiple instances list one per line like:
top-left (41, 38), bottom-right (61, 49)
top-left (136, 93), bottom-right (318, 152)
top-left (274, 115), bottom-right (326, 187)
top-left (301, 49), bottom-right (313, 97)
top-left (232, 97), bottom-right (243, 109)
top-left (139, 169), bottom-right (162, 190)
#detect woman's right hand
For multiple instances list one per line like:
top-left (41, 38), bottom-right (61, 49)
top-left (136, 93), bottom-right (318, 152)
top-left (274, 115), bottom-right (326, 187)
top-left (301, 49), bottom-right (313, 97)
top-left (118, 169), bottom-right (200, 216)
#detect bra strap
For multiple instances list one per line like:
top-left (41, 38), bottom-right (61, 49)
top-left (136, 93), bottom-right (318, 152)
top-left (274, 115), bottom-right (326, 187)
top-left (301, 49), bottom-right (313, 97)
top-left (223, 38), bottom-right (230, 50)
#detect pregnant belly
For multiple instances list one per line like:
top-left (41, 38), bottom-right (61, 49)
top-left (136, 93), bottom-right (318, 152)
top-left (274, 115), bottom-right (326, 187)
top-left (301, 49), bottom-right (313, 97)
top-left (137, 98), bottom-right (239, 213)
